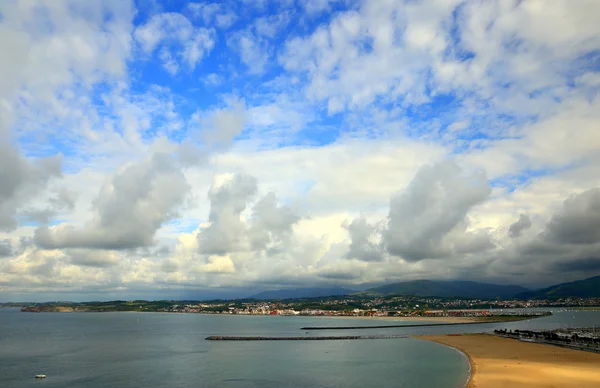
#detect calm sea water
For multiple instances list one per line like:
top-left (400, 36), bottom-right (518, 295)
top-left (1, 308), bottom-right (599, 388)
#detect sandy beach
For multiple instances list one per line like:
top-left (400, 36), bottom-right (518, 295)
top-left (421, 334), bottom-right (600, 387)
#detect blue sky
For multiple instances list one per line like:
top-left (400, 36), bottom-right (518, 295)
top-left (1, 0), bottom-right (600, 300)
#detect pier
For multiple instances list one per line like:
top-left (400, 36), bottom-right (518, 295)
top-left (300, 321), bottom-right (493, 330)
top-left (206, 335), bottom-right (408, 341)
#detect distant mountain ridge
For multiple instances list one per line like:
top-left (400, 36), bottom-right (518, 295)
top-left (249, 287), bottom-right (355, 300)
top-left (515, 275), bottom-right (600, 299)
top-left (248, 275), bottom-right (600, 301)
top-left (360, 280), bottom-right (528, 299)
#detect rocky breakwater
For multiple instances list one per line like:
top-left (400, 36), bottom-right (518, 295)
top-left (206, 335), bottom-right (407, 341)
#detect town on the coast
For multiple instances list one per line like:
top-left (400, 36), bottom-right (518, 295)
top-left (9, 276), bottom-right (600, 317)
top-left (10, 294), bottom-right (598, 318)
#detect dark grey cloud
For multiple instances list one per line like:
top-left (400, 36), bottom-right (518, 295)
top-left (0, 239), bottom-right (13, 257)
top-left (509, 213), bottom-right (532, 238)
top-left (134, 244), bottom-right (173, 259)
top-left (384, 161), bottom-right (493, 261)
top-left (34, 152), bottom-right (189, 250)
top-left (453, 229), bottom-right (496, 254)
top-left (553, 257), bottom-right (600, 272)
top-left (0, 142), bottom-right (62, 230)
top-left (160, 258), bottom-right (179, 273)
top-left (546, 188), bottom-right (600, 244)
top-left (67, 249), bottom-right (118, 268)
top-left (318, 270), bottom-right (361, 280)
top-left (489, 188), bottom-right (600, 285)
top-left (344, 217), bottom-right (384, 262)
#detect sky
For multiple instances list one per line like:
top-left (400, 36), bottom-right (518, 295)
top-left (1, 0), bottom-right (600, 301)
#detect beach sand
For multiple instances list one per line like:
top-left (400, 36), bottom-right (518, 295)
top-left (421, 334), bottom-right (600, 387)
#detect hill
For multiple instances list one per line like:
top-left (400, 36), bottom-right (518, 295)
top-left (250, 287), bottom-right (355, 300)
top-left (515, 275), bottom-right (600, 299)
top-left (361, 280), bottom-right (528, 299)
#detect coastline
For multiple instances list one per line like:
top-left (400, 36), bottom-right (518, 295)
top-left (420, 333), bottom-right (600, 388)
top-left (451, 346), bottom-right (472, 388)
top-left (15, 309), bottom-right (540, 324)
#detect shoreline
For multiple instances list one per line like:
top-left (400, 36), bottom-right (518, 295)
top-left (420, 333), bottom-right (600, 388)
top-left (450, 346), bottom-right (472, 388)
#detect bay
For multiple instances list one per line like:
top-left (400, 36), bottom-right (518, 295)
top-left (0, 309), bottom-right (468, 388)
top-left (2, 308), bottom-right (599, 388)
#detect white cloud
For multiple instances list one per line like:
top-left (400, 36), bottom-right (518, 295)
top-left (254, 12), bottom-right (291, 38)
top-left (301, 0), bottom-right (340, 16)
top-left (281, 0), bottom-right (600, 115)
top-left (228, 29), bottom-right (270, 75)
top-left (202, 73), bottom-right (223, 86)
top-left (188, 2), bottom-right (237, 29)
top-left (134, 12), bottom-right (215, 73)
top-left (34, 152), bottom-right (190, 250)
top-left (203, 255), bottom-right (236, 273)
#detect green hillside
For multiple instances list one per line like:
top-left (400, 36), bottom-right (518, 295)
top-left (515, 275), bottom-right (600, 299)
top-left (360, 280), bottom-right (528, 299)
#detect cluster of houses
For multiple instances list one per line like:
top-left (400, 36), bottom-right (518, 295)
top-left (161, 304), bottom-right (522, 317)
top-left (421, 309), bottom-right (491, 317)
top-left (225, 307), bottom-right (390, 316)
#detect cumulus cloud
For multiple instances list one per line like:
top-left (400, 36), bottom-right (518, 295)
top-left (20, 188), bottom-right (77, 225)
top-left (509, 214), bottom-right (532, 238)
top-left (198, 99), bottom-right (247, 149)
top-left (487, 187), bottom-right (600, 283)
top-left (198, 174), bottom-right (258, 255)
top-left (203, 254), bottom-right (236, 273)
top-left (0, 239), bottom-right (13, 257)
top-left (0, 142), bottom-right (63, 231)
top-left (384, 161), bottom-right (493, 261)
top-left (196, 173), bottom-right (301, 263)
top-left (339, 161), bottom-right (495, 265)
top-left (545, 188), bottom-right (600, 245)
top-left (248, 192), bottom-right (300, 251)
top-left (34, 152), bottom-right (189, 250)
top-left (67, 249), bottom-right (119, 268)
top-left (343, 217), bottom-right (383, 262)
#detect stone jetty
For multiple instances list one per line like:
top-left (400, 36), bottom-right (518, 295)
top-left (300, 321), bottom-right (492, 330)
top-left (206, 335), bottom-right (407, 341)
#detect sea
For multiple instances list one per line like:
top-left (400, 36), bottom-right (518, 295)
top-left (1, 308), bottom-right (600, 388)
